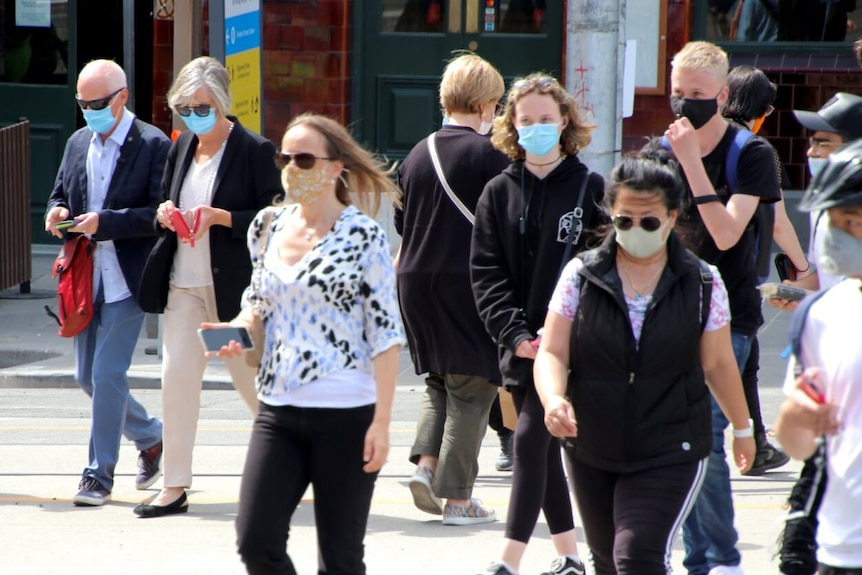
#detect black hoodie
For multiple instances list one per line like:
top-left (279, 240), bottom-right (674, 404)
top-left (470, 155), bottom-right (605, 388)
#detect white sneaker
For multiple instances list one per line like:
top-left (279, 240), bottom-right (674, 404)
top-left (408, 465), bottom-right (443, 515)
top-left (708, 565), bottom-right (745, 575)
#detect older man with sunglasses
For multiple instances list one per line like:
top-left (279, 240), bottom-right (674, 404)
top-left (45, 59), bottom-right (171, 506)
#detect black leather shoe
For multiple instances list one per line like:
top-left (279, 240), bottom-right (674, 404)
top-left (133, 491), bottom-right (188, 518)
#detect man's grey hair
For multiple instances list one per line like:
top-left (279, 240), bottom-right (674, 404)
top-left (79, 59), bottom-right (127, 92)
top-left (167, 56), bottom-right (232, 116)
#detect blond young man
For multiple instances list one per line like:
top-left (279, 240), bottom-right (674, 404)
top-left (662, 41), bottom-right (782, 575)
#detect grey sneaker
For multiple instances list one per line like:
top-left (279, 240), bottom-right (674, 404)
top-left (408, 465), bottom-right (443, 515)
top-left (72, 476), bottom-right (111, 507)
top-left (441, 497), bottom-right (496, 525)
top-left (540, 556), bottom-right (585, 575)
top-left (478, 562), bottom-right (516, 575)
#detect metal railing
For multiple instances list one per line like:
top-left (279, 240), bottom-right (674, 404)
top-left (0, 119), bottom-right (32, 293)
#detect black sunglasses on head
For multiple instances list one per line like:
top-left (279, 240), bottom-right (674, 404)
top-left (175, 104), bottom-right (212, 117)
top-left (275, 152), bottom-right (334, 170)
top-left (613, 215), bottom-right (663, 232)
top-left (76, 87), bottom-right (125, 111)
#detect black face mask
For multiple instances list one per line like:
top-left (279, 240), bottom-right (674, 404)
top-left (670, 95), bottom-right (718, 129)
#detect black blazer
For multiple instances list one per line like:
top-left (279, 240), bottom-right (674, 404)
top-left (139, 117), bottom-right (282, 320)
top-left (46, 117), bottom-right (171, 304)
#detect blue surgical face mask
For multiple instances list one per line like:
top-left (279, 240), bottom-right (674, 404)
top-left (808, 157), bottom-right (828, 180)
top-left (82, 106), bottom-right (117, 135)
top-left (181, 108), bottom-right (218, 135)
top-left (517, 122), bottom-right (561, 157)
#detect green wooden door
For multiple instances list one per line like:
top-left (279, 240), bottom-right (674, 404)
top-left (356, 0), bottom-right (564, 158)
top-left (0, 0), bottom-right (77, 244)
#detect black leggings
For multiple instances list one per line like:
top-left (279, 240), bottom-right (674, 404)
top-left (567, 455), bottom-right (707, 575)
top-left (742, 336), bottom-right (766, 435)
top-left (506, 384), bottom-right (575, 542)
top-left (236, 402), bottom-right (378, 575)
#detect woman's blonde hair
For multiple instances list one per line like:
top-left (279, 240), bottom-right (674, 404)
top-left (278, 113), bottom-right (401, 216)
top-left (491, 73), bottom-right (594, 161)
top-left (439, 53), bottom-right (505, 116)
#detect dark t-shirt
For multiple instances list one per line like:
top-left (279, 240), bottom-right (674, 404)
top-left (683, 123), bottom-right (781, 335)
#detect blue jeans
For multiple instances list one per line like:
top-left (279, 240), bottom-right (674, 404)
top-left (74, 295), bottom-right (162, 490)
top-left (682, 331), bottom-right (752, 575)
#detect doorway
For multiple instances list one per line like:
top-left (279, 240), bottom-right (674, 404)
top-left (355, 0), bottom-right (565, 158)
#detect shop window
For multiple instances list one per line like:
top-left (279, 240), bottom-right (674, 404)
top-left (702, 0), bottom-right (862, 44)
top-left (0, 0), bottom-right (69, 84)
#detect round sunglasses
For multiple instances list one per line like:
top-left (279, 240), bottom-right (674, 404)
top-left (76, 87), bottom-right (125, 111)
top-left (613, 215), bottom-right (664, 232)
top-left (275, 152), bottom-right (334, 170)
top-left (175, 104), bottom-right (212, 117)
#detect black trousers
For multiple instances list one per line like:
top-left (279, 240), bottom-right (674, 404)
top-left (566, 455), bottom-right (707, 575)
top-left (236, 402), bottom-right (378, 575)
top-left (506, 383), bottom-right (575, 542)
top-left (819, 567), bottom-right (862, 575)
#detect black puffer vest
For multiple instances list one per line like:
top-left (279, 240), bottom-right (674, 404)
top-left (566, 232), bottom-right (712, 473)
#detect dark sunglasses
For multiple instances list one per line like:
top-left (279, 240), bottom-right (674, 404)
top-left (275, 152), bottom-right (334, 170)
top-left (613, 215), bottom-right (663, 232)
top-left (513, 76), bottom-right (557, 92)
top-left (175, 104), bottom-right (212, 117)
top-left (76, 87), bottom-right (124, 111)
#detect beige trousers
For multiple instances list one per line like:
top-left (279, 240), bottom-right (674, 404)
top-left (161, 284), bottom-right (258, 488)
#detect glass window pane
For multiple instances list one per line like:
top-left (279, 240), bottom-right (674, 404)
top-left (705, 0), bottom-right (862, 43)
top-left (383, 0), bottom-right (446, 33)
top-left (0, 0), bottom-right (69, 84)
top-left (484, 0), bottom-right (545, 34)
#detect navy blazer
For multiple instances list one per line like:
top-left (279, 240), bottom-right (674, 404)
top-left (46, 117), bottom-right (171, 304)
top-left (139, 117), bottom-right (282, 321)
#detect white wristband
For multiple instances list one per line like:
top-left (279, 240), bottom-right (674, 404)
top-left (732, 419), bottom-right (754, 439)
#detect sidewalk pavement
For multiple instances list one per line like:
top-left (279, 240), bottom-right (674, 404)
top-left (0, 246), bottom-right (802, 574)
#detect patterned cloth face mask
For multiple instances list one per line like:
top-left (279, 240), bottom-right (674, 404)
top-left (282, 164), bottom-right (331, 206)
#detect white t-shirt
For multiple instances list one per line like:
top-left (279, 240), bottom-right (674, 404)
top-left (548, 258), bottom-right (731, 347)
top-left (783, 278), bottom-right (862, 568)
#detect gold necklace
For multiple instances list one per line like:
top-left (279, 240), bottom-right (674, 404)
top-left (618, 259), bottom-right (666, 301)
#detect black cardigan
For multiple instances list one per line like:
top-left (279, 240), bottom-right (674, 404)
top-left (138, 117), bottom-right (282, 320)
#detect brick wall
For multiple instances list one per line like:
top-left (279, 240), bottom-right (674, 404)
top-left (262, 0), bottom-right (351, 146)
top-left (152, 17), bottom-right (174, 136)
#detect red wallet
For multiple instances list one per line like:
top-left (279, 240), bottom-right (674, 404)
top-left (170, 210), bottom-right (200, 247)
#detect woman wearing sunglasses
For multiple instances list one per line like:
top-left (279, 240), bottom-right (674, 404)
top-left (213, 113), bottom-right (404, 574)
top-left (534, 151), bottom-right (755, 575)
top-left (471, 73), bottom-right (604, 575)
top-left (135, 56), bottom-right (282, 517)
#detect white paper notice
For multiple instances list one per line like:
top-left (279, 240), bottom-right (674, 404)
top-left (16, 0), bottom-right (51, 28)
top-left (623, 40), bottom-right (636, 119)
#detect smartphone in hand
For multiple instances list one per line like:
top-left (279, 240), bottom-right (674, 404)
top-left (197, 326), bottom-right (254, 353)
top-left (54, 219), bottom-right (77, 230)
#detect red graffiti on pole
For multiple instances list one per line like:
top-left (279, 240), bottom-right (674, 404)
top-left (572, 61), bottom-right (596, 120)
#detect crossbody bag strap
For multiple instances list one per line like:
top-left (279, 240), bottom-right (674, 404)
top-left (250, 208), bottom-right (276, 307)
top-left (428, 132), bottom-right (475, 225)
top-left (556, 171), bottom-right (591, 281)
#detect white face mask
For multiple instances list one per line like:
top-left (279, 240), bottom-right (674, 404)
top-left (819, 225), bottom-right (862, 278)
top-left (615, 219), bottom-right (672, 259)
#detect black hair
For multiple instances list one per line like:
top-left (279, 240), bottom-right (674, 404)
top-left (722, 65), bottom-right (776, 123)
top-left (603, 147), bottom-right (687, 214)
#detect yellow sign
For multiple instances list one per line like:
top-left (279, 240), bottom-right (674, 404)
top-left (226, 48), bottom-right (261, 133)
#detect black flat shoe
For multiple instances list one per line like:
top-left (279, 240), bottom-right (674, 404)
top-left (133, 491), bottom-right (188, 518)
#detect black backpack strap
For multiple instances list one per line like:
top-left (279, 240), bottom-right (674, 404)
top-left (698, 259), bottom-right (713, 331)
top-left (557, 171), bottom-right (591, 281)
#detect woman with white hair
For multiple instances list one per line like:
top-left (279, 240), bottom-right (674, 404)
top-left (135, 55), bottom-right (282, 517)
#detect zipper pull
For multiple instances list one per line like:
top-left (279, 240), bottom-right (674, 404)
top-left (629, 372), bottom-right (635, 385)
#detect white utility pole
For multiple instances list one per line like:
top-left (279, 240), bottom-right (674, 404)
top-left (566, 0), bottom-right (625, 178)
